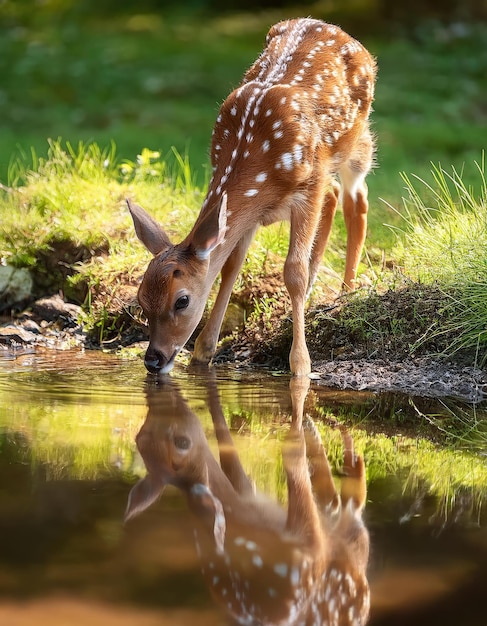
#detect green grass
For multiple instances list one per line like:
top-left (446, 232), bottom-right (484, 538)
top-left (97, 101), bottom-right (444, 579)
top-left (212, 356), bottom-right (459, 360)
top-left (1, 8), bottom-right (486, 244)
top-left (388, 156), bottom-right (487, 362)
top-left (391, 158), bottom-right (487, 282)
top-left (0, 140), bottom-right (201, 267)
top-left (1, 8), bottom-right (487, 367)
top-left (0, 10), bottom-right (265, 186)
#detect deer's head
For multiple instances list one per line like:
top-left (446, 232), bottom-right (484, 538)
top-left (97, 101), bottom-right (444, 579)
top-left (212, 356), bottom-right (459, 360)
top-left (127, 195), bottom-right (228, 374)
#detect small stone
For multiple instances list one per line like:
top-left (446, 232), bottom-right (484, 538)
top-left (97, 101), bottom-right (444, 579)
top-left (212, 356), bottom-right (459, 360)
top-left (0, 265), bottom-right (33, 310)
top-left (0, 324), bottom-right (39, 345)
top-left (32, 294), bottom-right (82, 324)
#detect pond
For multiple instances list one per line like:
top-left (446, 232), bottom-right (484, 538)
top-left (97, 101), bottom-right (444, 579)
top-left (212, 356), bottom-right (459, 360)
top-left (0, 348), bottom-right (486, 626)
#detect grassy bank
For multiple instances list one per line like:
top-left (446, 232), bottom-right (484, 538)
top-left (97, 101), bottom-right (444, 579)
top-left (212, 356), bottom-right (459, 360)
top-left (1, 8), bottom-right (487, 369)
top-left (2, 140), bottom-right (487, 368)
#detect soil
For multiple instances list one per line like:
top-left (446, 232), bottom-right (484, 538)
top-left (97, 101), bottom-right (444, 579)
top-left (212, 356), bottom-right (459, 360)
top-left (1, 276), bottom-right (486, 403)
top-left (214, 278), bottom-right (487, 403)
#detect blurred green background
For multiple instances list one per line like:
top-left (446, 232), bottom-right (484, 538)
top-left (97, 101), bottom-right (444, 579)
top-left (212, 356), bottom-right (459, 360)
top-left (1, 0), bottom-right (486, 204)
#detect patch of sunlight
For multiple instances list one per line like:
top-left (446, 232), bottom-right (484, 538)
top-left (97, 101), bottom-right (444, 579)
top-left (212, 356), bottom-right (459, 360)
top-left (125, 14), bottom-right (164, 34)
top-left (0, 382), bottom-right (146, 480)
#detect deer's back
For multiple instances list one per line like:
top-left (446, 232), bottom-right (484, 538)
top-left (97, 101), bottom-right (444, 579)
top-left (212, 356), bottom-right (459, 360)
top-left (207, 18), bottom-right (376, 220)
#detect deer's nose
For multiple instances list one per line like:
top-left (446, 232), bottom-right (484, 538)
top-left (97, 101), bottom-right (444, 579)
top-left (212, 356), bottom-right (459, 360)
top-left (144, 346), bottom-right (178, 374)
top-left (144, 347), bottom-right (167, 373)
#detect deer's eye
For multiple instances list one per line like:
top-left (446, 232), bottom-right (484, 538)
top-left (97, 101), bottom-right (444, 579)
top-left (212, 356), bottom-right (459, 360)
top-left (175, 295), bottom-right (189, 311)
top-left (174, 435), bottom-right (191, 450)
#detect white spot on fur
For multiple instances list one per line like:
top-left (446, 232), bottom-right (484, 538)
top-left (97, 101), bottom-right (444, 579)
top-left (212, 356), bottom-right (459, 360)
top-left (273, 563), bottom-right (288, 577)
top-left (244, 188), bottom-right (259, 197)
top-left (281, 152), bottom-right (293, 170)
top-left (291, 567), bottom-right (300, 585)
top-left (252, 554), bottom-right (263, 568)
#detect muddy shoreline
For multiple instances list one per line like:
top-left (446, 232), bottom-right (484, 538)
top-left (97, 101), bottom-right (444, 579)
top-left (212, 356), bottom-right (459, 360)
top-left (1, 293), bottom-right (486, 404)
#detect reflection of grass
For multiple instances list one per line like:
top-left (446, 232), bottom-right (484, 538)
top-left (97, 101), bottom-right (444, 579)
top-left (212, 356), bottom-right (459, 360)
top-left (312, 422), bottom-right (487, 521)
top-left (4, 401), bottom-right (145, 480)
top-left (0, 373), bottom-right (147, 479)
top-left (1, 375), bottom-right (486, 521)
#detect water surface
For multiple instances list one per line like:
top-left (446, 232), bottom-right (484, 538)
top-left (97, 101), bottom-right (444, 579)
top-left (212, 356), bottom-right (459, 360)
top-left (0, 349), bottom-right (486, 625)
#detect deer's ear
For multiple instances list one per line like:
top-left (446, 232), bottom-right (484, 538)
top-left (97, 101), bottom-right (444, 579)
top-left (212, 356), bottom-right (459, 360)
top-left (127, 199), bottom-right (172, 256)
top-left (190, 192), bottom-right (228, 261)
top-left (190, 483), bottom-right (226, 554)
top-left (124, 475), bottom-right (166, 523)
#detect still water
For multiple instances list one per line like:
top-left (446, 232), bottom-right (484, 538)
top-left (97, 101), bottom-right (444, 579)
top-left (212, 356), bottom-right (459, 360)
top-left (0, 349), bottom-right (486, 626)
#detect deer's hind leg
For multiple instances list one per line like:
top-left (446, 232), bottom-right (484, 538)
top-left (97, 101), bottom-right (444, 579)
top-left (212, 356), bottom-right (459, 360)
top-left (303, 418), bottom-right (340, 514)
top-left (340, 128), bottom-right (374, 290)
top-left (307, 178), bottom-right (341, 299)
top-left (339, 429), bottom-right (366, 512)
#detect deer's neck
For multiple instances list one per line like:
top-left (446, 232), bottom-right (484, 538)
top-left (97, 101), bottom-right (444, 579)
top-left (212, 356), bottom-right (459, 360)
top-left (206, 195), bottom-right (258, 284)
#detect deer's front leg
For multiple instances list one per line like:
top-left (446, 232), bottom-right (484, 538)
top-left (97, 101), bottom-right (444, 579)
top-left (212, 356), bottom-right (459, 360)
top-left (192, 228), bottom-right (256, 365)
top-left (284, 191), bottom-right (323, 376)
top-left (284, 377), bottom-right (324, 546)
top-left (207, 379), bottom-right (254, 496)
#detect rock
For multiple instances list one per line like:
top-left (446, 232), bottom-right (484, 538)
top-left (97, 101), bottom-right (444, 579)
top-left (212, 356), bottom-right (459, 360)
top-left (20, 318), bottom-right (42, 334)
top-left (313, 357), bottom-right (487, 403)
top-left (0, 294), bottom-right (86, 353)
top-left (0, 265), bottom-right (33, 310)
top-left (221, 302), bottom-right (246, 336)
top-left (31, 294), bottom-right (82, 325)
top-left (0, 324), bottom-right (40, 345)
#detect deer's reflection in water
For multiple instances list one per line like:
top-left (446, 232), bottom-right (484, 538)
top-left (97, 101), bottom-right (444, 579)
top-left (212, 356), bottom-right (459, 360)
top-left (125, 376), bottom-right (370, 626)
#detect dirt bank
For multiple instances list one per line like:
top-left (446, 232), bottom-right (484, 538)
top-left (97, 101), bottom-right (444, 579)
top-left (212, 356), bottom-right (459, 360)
top-left (1, 283), bottom-right (486, 403)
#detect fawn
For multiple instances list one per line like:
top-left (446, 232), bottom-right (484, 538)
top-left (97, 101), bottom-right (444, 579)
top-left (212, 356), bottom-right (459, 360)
top-left (125, 376), bottom-right (370, 625)
top-left (128, 18), bottom-right (376, 376)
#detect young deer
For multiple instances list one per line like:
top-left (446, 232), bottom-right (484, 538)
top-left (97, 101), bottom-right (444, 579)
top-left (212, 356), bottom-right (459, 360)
top-left (125, 377), bottom-right (370, 626)
top-left (128, 18), bottom-right (376, 376)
